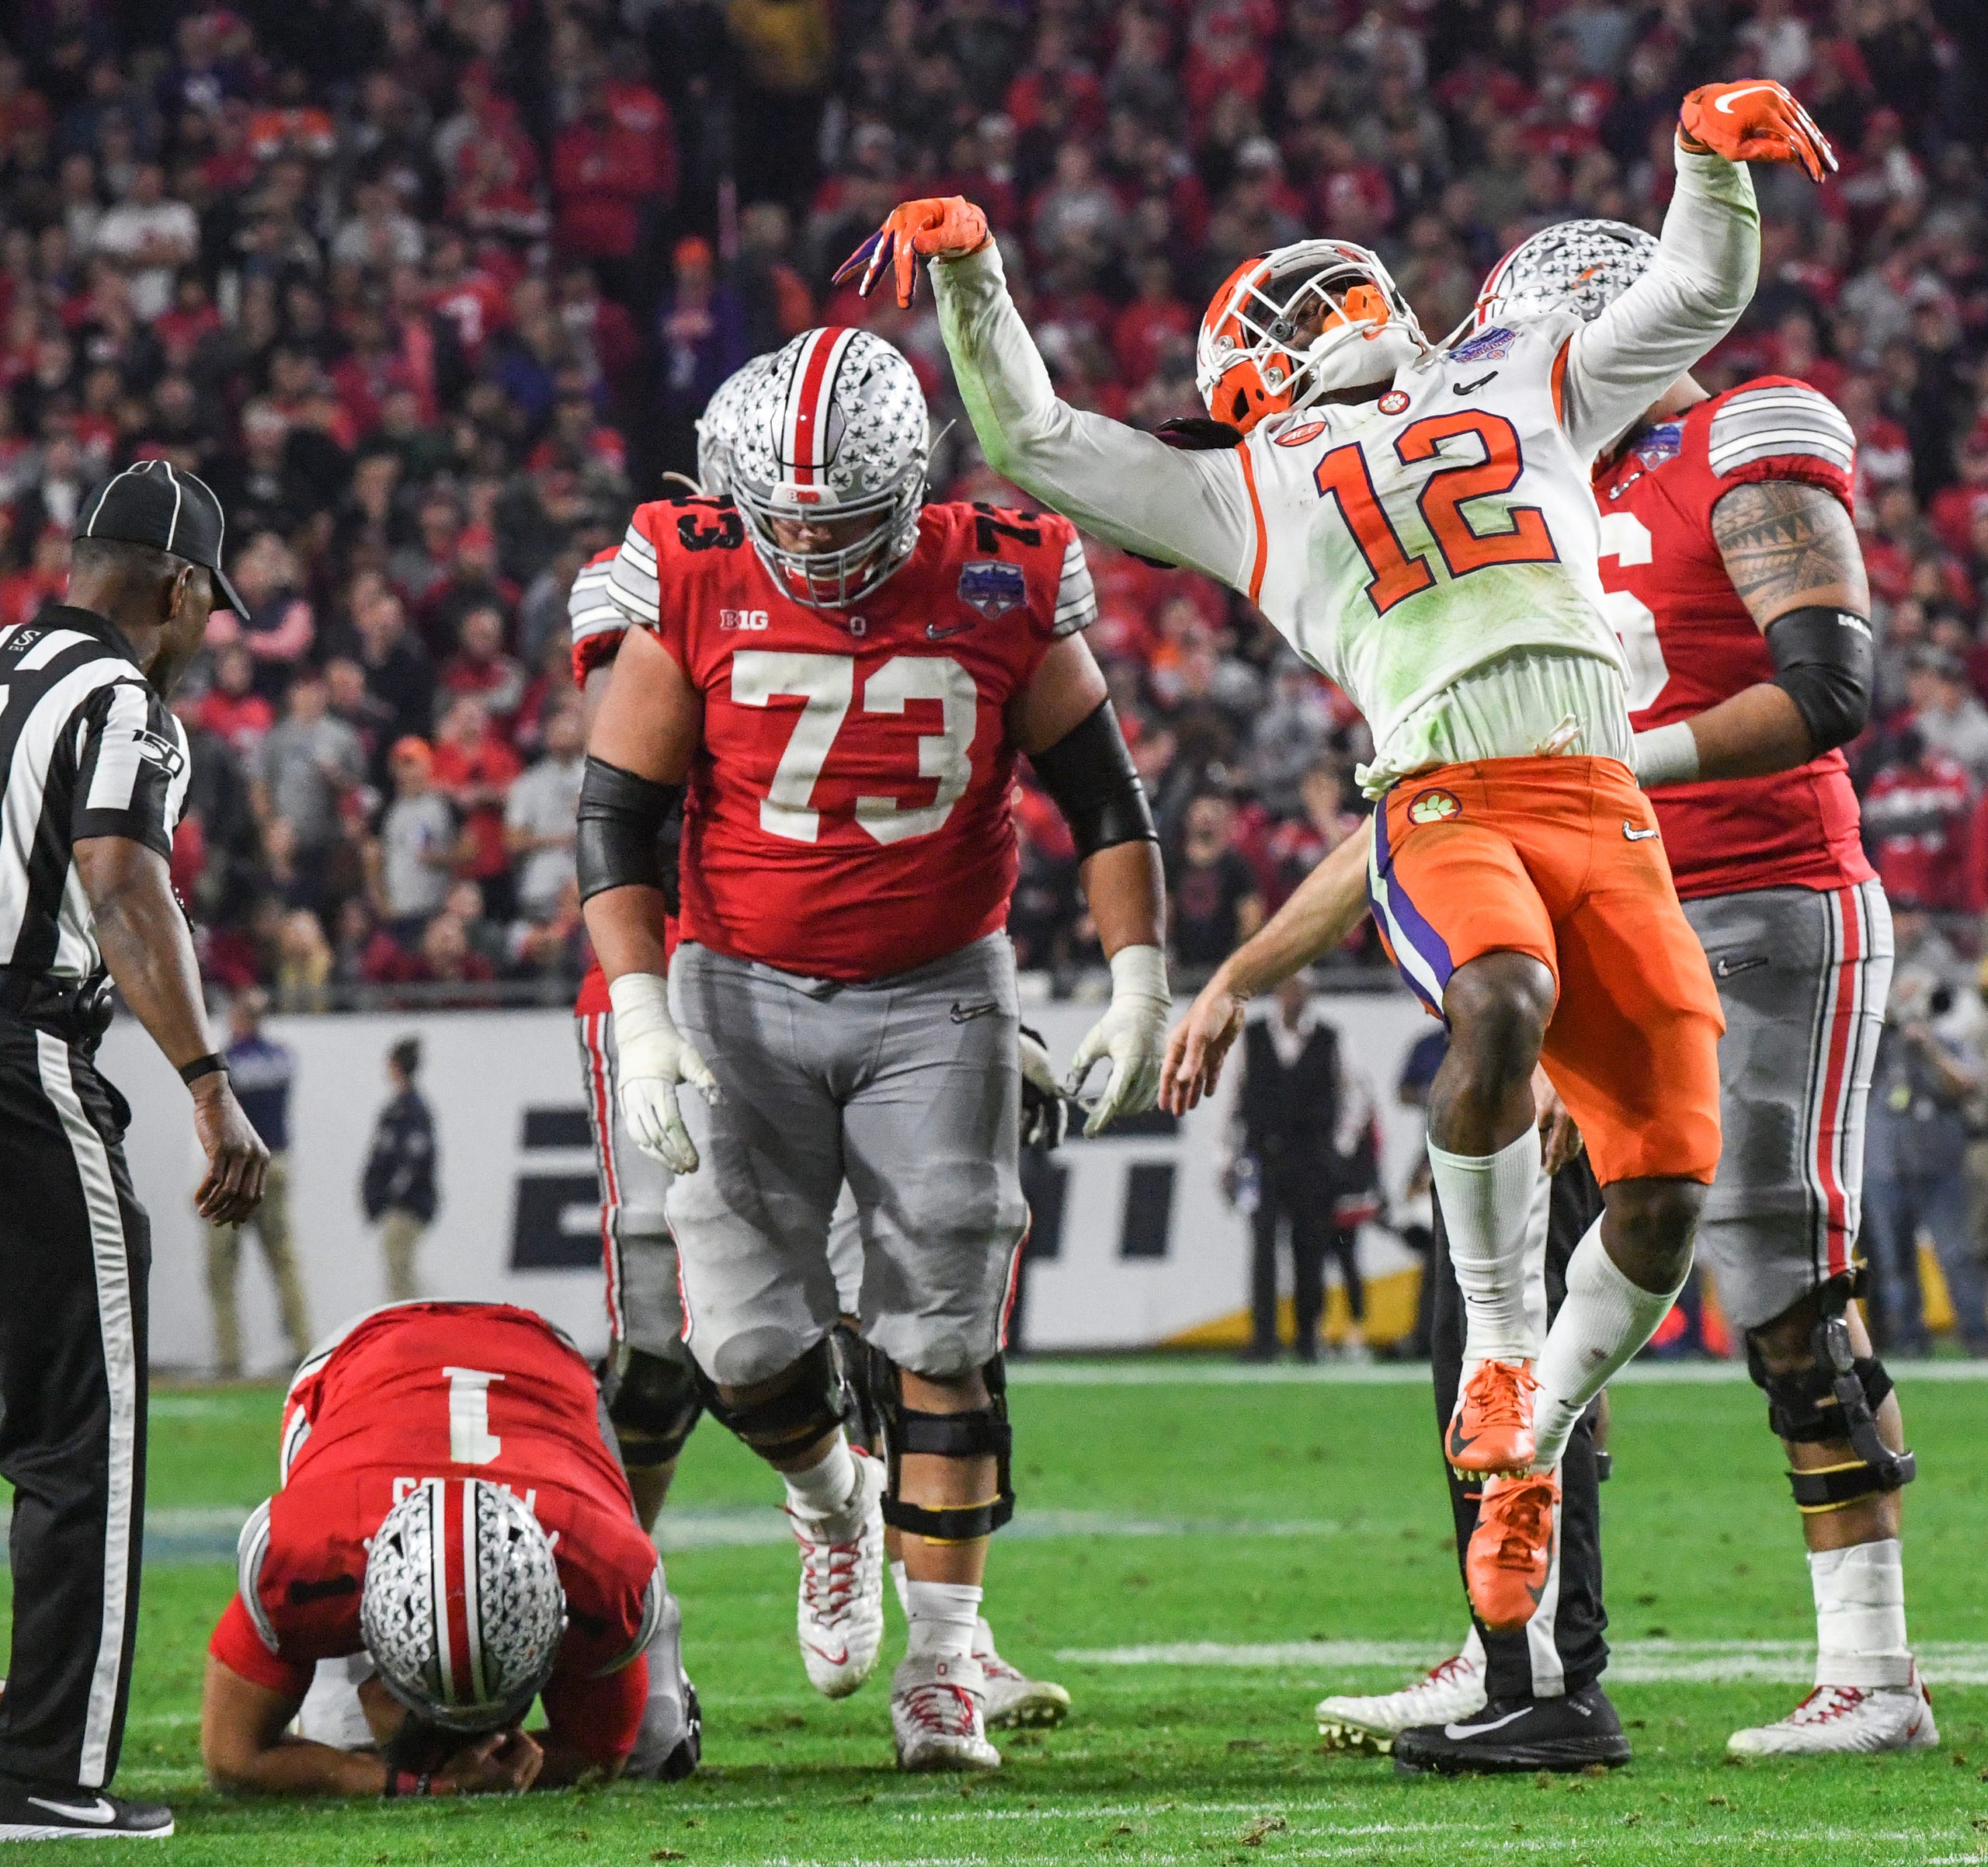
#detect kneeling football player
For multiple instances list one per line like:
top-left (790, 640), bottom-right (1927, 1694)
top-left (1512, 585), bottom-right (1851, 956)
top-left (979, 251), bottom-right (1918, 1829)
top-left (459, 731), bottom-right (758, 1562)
top-left (200, 1302), bottom-right (699, 1797)
top-left (580, 325), bottom-right (1167, 1769)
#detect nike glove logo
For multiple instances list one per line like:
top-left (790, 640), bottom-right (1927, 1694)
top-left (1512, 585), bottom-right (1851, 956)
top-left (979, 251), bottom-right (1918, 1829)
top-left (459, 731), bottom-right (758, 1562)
top-left (1712, 82), bottom-right (1781, 113)
top-left (1622, 822), bottom-right (1660, 841)
top-left (26, 1797), bottom-right (116, 1825)
top-left (1454, 372), bottom-right (1498, 395)
top-left (950, 1000), bottom-right (999, 1024)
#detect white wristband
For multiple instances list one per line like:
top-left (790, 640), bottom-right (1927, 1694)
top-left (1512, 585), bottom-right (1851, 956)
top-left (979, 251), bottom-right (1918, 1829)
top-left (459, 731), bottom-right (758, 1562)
top-left (1107, 943), bottom-right (1170, 1007)
top-left (1632, 721), bottom-right (1700, 789)
top-left (606, 972), bottom-right (676, 1045)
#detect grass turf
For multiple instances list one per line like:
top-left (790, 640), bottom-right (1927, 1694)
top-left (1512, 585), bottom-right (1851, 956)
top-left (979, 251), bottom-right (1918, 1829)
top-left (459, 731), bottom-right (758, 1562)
top-left (23, 1366), bottom-right (1988, 1864)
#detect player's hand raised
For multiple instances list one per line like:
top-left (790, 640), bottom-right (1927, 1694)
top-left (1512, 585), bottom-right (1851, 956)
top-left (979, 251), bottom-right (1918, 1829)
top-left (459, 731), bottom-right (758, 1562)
top-left (1160, 979), bottom-right (1249, 1116)
top-left (1065, 944), bottom-right (1171, 1138)
top-left (607, 972), bottom-right (721, 1175)
top-left (1680, 81), bottom-right (1836, 183)
top-left (437, 1727), bottom-right (542, 1796)
top-left (833, 196), bottom-right (991, 310)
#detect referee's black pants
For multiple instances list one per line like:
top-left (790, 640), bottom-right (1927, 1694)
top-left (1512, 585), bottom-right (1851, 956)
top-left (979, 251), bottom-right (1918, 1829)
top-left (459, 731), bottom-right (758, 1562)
top-left (0, 1020), bottom-right (148, 1789)
top-left (1431, 1157), bottom-right (1608, 1700)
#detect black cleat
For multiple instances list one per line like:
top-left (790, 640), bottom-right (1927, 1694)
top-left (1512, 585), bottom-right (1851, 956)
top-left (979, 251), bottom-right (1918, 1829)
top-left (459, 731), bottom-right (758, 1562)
top-left (1392, 1681), bottom-right (1632, 1775)
top-left (0, 1778), bottom-right (173, 1840)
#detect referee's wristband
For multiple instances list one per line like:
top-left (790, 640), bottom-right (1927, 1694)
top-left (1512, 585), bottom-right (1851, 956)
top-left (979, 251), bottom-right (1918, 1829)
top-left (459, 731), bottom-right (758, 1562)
top-left (178, 1052), bottom-right (230, 1086)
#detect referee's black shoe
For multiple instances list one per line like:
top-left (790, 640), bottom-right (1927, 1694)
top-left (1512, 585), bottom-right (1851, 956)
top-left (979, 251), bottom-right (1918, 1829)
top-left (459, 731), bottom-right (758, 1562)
top-left (1392, 1682), bottom-right (1632, 1775)
top-left (0, 1778), bottom-right (173, 1840)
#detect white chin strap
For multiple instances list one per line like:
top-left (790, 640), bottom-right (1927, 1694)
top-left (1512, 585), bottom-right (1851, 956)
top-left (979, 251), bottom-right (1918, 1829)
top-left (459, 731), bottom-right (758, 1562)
top-left (1296, 322), bottom-right (1423, 405)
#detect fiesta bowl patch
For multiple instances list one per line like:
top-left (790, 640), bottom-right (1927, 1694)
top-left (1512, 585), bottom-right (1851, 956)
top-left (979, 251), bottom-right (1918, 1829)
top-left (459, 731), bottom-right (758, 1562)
top-left (1407, 787), bottom-right (1461, 826)
top-left (1451, 325), bottom-right (1517, 363)
top-left (957, 559), bottom-right (1027, 617)
top-left (1632, 421), bottom-right (1684, 469)
top-left (1378, 389), bottom-right (1410, 414)
top-left (1274, 419), bottom-right (1327, 447)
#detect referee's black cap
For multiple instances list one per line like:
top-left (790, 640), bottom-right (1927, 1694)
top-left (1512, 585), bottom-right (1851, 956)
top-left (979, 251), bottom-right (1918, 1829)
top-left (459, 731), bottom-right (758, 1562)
top-left (73, 461), bottom-right (251, 618)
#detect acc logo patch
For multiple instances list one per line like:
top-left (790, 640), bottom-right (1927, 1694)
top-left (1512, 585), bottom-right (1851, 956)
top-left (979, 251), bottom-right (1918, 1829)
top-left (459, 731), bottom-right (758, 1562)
top-left (957, 559), bottom-right (1027, 617)
top-left (1407, 787), bottom-right (1460, 826)
top-left (1451, 325), bottom-right (1517, 364)
top-left (1378, 390), bottom-right (1411, 415)
top-left (1274, 419), bottom-right (1327, 447)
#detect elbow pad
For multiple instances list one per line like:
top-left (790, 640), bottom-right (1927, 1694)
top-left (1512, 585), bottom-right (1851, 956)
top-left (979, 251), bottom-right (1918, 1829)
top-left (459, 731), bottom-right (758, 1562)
top-left (577, 756), bottom-right (685, 913)
top-left (1029, 700), bottom-right (1156, 860)
top-left (1767, 605), bottom-right (1873, 755)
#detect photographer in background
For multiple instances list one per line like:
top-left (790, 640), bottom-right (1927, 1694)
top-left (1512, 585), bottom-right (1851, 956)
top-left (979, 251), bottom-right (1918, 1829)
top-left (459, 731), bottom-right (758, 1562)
top-left (1863, 970), bottom-right (1988, 1357)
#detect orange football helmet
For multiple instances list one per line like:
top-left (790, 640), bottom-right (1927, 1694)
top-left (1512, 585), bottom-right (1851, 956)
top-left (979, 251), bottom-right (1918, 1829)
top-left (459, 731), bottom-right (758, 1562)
top-left (1196, 239), bottom-right (1428, 433)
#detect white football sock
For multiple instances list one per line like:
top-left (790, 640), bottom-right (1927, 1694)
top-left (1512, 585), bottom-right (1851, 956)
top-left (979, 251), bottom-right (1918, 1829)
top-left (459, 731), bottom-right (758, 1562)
top-left (1427, 1125), bottom-right (1541, 1367)
top-left (782, 1434), bottom-right (860, 1523)
top-left (891, 1558), bottom-right (910, 1618)
top-left (1812, 1538), bottom-right (1913, 1690)
top-left (1531, 1221), bottom-right (1685, 1472)
top-left (904, 1580), bottom-right (982, 1662)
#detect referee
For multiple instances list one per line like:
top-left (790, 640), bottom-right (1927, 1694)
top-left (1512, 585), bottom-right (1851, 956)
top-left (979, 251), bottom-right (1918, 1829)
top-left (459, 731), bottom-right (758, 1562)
top-left (0, 463), bottom-right (267, 1842)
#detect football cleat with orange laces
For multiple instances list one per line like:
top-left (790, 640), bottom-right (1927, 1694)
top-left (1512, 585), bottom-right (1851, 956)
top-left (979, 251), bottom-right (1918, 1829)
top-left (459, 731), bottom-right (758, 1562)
top-left (1465, 1470), bottom-right (1559, 1634)
top-left (834, 197), bottom-right (991, 309)
top-left (1680, 80), bottom-right (1837, 183)
top-left (1445, 1359), bottom-right (1539, 1477)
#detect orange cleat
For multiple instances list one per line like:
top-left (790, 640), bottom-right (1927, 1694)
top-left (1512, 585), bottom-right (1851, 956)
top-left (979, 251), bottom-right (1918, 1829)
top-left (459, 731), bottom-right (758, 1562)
top-left (1445, 1359), bottom-right (1538, 1477)
top-left (1466, 1471), bottom-right (1560, 1634)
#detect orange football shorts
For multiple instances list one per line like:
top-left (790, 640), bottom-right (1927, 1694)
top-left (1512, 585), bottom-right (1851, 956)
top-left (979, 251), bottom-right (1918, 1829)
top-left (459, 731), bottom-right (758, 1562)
top-left (1368, 755), bottom-right (1723, 1187)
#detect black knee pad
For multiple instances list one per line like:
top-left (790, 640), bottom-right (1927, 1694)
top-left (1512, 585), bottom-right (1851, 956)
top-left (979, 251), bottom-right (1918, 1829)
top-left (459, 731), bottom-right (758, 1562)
top-left (871, 1351), bottom-right (1015, 1542)
top-left (833, 1323), bottom-right (885, 1458)
top-left (1746, 1306), bottom-right (1917, 1513)
top-left (604, 1347), bottom-right (704, 1470)
top-left (698, 1335), bottom-right (848, 1459)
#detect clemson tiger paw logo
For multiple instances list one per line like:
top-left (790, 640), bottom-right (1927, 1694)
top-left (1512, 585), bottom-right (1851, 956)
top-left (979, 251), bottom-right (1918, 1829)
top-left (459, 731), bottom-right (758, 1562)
top-left (1408, 788), bottom-right (1461, 826)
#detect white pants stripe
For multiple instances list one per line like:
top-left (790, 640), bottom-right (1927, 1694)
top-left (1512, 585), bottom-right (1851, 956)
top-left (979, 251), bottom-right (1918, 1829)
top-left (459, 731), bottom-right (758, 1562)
top-left (36, 1033), bottom-right (138, 1789)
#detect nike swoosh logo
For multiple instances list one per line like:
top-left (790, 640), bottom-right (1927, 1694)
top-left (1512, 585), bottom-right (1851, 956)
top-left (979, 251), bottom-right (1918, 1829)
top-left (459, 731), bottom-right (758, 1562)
top-left (1713, 83), bottom-right (1781, 114)
top-left (926, 621), bottom-right (975, 640)
top-left (1445, 1707), bottom-right (1531, 1739)
top-left (1454, 372), bottom-right (1497, 395)
top-left (1622, 822), bottom-right (1660, 841)
top-left (27, 1797), bottom-right (116, 1825)
top-left (1447, 1420), bottom-right (1476, 1459)
top-left (1714, 954), bottom-right (1767, 979)
top-left (803, 1639), bottom-right (850, 1666)
top-left (950, 1001), bottom-right (999, 1024)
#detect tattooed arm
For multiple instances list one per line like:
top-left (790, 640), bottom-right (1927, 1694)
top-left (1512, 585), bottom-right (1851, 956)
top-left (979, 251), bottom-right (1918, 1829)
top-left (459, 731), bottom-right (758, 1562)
top-left (1649, 478), bottom-right (1871, 783)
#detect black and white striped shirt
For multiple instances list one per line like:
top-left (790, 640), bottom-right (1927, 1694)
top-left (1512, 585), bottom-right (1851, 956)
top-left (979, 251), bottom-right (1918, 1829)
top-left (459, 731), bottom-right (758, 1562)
top-left (0, 605), bottom-right (191, 981)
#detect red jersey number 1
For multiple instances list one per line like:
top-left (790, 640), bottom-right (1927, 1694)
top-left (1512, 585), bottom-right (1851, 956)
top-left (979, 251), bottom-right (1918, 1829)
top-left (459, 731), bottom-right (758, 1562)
top-left (1314, 410), bottom-right (1555, 616)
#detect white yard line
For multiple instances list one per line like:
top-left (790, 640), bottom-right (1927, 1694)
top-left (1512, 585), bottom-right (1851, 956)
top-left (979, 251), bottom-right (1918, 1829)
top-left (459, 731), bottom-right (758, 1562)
top-left (1007, 1358), bottom-right (1988, 1387)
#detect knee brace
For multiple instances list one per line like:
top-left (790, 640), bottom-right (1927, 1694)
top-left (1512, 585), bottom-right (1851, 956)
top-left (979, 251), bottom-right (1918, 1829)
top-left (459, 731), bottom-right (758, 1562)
top-left (1746, 1298), bottom-right (1917, 1514)
top-left (603, 1347), bottom-right (704, 1470)
top-left (871, 1351), bottom-right (1015, 1542)
top-left (834, 1323), bottom-right (885, 1458)
top-left (697, 1335), bottom-right (848, 1461)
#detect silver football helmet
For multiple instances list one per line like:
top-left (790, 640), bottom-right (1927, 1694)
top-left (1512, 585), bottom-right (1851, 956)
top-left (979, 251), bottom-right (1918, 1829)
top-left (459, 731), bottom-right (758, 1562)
top-left (360, 1478), bottom-right (567, 1734)
top-left (729, 326), bottom-right (929, 608)
top-left (693, 353), bottom-right (775, 495)
top-left (1471, 219), bottom-right (1659, 331)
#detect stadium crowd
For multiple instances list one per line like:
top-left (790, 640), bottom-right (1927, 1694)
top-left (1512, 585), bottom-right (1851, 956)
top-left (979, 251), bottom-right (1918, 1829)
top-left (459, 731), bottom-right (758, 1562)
top-left (0, 0), bottom-right (1984, 1002)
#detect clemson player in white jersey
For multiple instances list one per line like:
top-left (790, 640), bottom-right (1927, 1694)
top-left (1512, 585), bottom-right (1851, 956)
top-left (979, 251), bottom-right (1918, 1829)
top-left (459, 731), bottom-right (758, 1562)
top-left (840, 80), bottom-right (1837, 1630)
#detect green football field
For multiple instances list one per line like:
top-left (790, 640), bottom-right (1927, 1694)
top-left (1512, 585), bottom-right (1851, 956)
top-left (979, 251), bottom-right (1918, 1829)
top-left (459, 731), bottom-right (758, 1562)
top-left (23, 1362), bottom-right (1988, 1865)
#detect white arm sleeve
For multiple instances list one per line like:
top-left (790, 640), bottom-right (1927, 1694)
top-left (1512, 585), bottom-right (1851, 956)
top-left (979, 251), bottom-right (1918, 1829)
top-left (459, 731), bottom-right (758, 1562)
top-left (932, 242), bottom-right (1258, 588)
top-left (1559, 142), bottom-right (1760, 461)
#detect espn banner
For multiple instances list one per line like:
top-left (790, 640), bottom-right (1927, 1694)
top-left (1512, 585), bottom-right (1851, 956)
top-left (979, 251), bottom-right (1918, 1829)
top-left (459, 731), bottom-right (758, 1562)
top-left (109, 993), bottom-right (1439, 1375)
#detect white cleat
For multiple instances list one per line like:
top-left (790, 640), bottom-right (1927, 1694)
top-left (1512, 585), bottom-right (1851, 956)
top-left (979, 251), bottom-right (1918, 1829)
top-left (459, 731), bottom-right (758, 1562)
top-left (892, 1652), bottom-right (1003, 1772)
top-left (974, 1618), bottom-right (1072, 1730)
top-left (1315, 1633), bottom-right (1487, 1754)
top-left (1727, 1666), bottom-right (1938, 1756)
top-left (790, 1448), bottom-right (886, 1699)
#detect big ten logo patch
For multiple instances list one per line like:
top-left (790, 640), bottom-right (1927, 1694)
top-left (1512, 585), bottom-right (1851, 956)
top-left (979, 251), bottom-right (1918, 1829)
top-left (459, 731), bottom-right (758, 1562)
top-left (719, 608), bottom-right (770, 631)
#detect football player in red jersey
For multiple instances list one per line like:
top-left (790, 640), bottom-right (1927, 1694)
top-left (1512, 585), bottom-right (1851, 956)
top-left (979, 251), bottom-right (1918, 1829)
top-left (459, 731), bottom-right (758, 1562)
top-left (1584, 234), bottom-right (1930, 1757)
top-left (568, 357), bottom-right (1072, 1733)
top-left (199, 1302), bottom-right (699, 1797)
top-left (579, 326), bottom-right (1166, 1771)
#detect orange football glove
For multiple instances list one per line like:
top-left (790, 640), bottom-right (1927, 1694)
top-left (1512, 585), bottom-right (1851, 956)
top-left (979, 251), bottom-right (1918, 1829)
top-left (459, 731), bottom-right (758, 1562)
top-left (1680, 80), bottom-right (1837, 183)
top-left (832, 196), bottom-right (991, 309)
